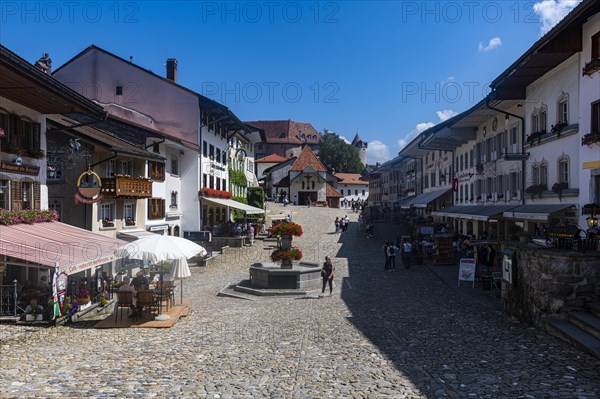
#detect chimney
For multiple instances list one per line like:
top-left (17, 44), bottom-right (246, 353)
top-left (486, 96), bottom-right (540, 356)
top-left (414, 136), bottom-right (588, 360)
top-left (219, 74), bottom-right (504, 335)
top-left (166, 58), bottom-right (177, 82)
top-left (34, 53), bottom-right (52, 74)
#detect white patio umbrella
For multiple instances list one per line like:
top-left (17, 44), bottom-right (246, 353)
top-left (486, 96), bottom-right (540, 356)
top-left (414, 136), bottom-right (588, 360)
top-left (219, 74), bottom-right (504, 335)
top-left (115, 235), bottom-right (206, 320)
top-left (171, 258), bottom-right (192, 305)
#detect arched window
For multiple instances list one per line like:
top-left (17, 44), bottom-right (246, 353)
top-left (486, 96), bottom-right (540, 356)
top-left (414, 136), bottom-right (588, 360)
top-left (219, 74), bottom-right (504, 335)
top-left (532, 164), bottom-right (540, 185)
top-left (557, 93), bottom-right (569, 124)
top-left (540, 161), bottom-right (548, 186)
top-left (557, 155), bottom-right (569, 184)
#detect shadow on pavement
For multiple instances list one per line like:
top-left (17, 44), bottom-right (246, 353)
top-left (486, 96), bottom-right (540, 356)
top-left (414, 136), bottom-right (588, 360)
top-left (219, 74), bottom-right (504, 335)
top-left (335, 221), bottom-right (600, 398)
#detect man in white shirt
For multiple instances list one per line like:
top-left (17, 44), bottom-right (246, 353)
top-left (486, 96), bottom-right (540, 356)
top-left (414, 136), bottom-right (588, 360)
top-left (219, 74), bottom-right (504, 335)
top-left (402, 239), bottom-right (413, 269)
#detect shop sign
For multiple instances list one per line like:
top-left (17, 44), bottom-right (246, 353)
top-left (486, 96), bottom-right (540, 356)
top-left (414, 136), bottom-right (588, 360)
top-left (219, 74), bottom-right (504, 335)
top-left (74, 169), bottom-right (103, 204)
top-left (458, 258), bottom-right (476, 287)
top-left (56, 272), bottom-right (68, 314)
top-left (0, 161), bottom-right (40, 175)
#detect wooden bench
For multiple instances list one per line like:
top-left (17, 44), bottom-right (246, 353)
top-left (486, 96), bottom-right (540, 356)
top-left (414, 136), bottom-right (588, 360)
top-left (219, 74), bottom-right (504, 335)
top-left (314, 201), bottom-right (328, 207)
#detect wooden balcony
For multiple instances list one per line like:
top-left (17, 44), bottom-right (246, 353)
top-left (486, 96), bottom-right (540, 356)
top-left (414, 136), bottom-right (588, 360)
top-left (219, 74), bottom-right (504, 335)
top-left (101, 177), bottom-right (152, 198)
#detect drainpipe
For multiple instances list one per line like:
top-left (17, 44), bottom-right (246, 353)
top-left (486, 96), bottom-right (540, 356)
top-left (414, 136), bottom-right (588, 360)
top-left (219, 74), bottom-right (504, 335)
top-left (145, 136), bottom-right (165, 150)
top-left (484, 95), bottom-right (526, 206)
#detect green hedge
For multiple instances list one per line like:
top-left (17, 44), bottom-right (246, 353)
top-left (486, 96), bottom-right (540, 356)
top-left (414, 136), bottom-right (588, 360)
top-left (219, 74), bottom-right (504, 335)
top-left (247, 187), bottom-right (264, 209)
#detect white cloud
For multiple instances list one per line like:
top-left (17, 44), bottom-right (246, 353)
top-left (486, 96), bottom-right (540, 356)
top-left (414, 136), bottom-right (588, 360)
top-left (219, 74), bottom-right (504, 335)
top-left (366, 140), bottom-right (391, 165)
top-left (339, 135), bottom-right (351, 144)
top-left (534, 0), bottom-right (582, 35)
top-left (436, 109), bottom-right (459, 122)
top-left (397, 109), bottom-right (458, 151)
top-left (478, 37), bottom-right (502, 52)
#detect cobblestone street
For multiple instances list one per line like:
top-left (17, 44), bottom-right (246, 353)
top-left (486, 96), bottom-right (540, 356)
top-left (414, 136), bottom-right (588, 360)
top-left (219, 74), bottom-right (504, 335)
top-left (1, 203), bottom-right (599, 399)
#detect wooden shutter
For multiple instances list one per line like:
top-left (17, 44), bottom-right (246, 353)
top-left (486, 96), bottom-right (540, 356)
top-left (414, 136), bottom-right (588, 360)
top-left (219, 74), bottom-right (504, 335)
top-left (33, 182), bottom-right (41, 210)
top-left (32, 122), bottom-right (41, 150)
top-left (11, 180), bottom-right (22, 211)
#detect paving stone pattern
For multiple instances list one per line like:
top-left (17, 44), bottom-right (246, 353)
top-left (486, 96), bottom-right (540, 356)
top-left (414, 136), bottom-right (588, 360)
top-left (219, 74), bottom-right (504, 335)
top-left (1, 203), bottom-right (599, 398)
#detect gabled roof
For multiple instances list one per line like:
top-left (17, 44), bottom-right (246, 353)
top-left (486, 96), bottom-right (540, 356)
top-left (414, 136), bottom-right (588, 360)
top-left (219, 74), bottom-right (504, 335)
top-left (326, 184), bottom-right (342, 198)
top-left (0, 45), bottom-right (105, 117)
top-left (256, 153), bottom-right (289, 164)
top-left (54, 45), bottom-right (250, 134)
top-left (290, 146), bottom-right (327, 172)
top-left (491, 0), bottom-right (600, 100)
top-left (334, 173), bottom-right (368, 185)
top-left (245, 120), bottom-right (321, 144)
top-left (351, 133), bottom-right (367, 147)
top-left (47, 114), bottom-right (164, 160)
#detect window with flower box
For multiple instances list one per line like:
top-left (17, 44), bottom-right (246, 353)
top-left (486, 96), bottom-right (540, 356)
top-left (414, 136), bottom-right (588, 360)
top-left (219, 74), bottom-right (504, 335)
top-left (592, 100), bottom-right (600, 134)
top-left (48, 201), bottom-right (62, 221)
top-left (148, 198), bottom-right (165, 220)
top-left (559, 158), bottom-right (569, 184)
top-left (124, 202), bottom-right (135, 225)
top-left (100, 203), bottom-right (114, 227)
top-left (0, 180), bottom-right (8, 209)
top-left (0, 111), bottom-right (42, 158)
top-left (148, 161), bottom-right (165, 181)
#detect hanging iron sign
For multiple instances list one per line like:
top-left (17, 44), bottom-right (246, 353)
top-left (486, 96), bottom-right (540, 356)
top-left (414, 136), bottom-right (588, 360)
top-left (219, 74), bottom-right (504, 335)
top-left (74, 169), bottom-right (103, 204)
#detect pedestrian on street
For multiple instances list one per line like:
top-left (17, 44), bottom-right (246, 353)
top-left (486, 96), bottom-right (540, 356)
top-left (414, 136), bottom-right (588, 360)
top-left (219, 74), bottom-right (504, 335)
top-left (339, 216), bottom-right (345, 233)
top-left (307, 197), bottom-right (311, 207)
top-left (335, 217), bottom-right (340, 233)
top-left (402, 239), bottom-right (413, 269)
top-left (383, 242), bottom-right (390, 271)
top-left (388, 242), bottom-right (398, 271)
top-left (343, 215), bottom-right (349, 232)
top-left (321, 256), bottom-right (334, 295)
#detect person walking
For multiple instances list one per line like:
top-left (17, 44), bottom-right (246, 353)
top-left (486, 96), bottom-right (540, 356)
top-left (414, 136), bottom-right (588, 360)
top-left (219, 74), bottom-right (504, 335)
top-left (343, 215), bottom-right (349, 232)
top-left (321, 256), bottom-right (335, 296)
top-left (388, 242), bottom-right (398, 271)
top-left (335, 217), bottom-right (340, 233)
top-left (383, 242), bottom-right (390, 271)
top-left (402, 239), bottom-right (413, 269)
top-left (339, 216), bottom-right (345, 233)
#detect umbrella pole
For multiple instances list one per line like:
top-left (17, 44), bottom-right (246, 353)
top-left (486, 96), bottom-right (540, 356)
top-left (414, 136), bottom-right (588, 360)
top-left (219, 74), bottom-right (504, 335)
top-left (180, 278), bottom-right (183, 305)
top-left (155, 261), bottom-right (170, 321)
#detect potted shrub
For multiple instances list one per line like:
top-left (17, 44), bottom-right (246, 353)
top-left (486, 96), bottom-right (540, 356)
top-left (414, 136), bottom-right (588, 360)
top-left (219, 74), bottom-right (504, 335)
top-left (551, 182), bottom-right (568, 200)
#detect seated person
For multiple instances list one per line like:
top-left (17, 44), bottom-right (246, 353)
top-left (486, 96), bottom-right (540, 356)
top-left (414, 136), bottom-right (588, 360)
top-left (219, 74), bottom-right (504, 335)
top-left (119, 276), bottom-right (137, 307)
top-left (131, 271), bottom-right (149, 290)
top-left (24, 297), bottom-right (44, 315)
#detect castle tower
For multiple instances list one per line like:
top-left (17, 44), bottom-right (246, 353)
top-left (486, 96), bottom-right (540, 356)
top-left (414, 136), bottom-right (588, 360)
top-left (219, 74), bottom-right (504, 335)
top-left (351, 133), bottom-right (368, 165)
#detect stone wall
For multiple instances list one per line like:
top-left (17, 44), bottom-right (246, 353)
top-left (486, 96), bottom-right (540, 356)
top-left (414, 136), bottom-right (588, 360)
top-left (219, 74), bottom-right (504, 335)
top-left (502, 244), bottom-right (600, 328)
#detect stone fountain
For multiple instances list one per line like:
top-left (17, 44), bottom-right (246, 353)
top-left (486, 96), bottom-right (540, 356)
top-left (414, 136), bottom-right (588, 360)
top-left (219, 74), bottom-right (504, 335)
top-left (247, 222), bottom-right (321, 291)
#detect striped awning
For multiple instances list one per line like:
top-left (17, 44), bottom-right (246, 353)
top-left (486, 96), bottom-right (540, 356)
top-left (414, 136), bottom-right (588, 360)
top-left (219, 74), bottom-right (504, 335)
top-left (0, 222), bottom-right (126, 275)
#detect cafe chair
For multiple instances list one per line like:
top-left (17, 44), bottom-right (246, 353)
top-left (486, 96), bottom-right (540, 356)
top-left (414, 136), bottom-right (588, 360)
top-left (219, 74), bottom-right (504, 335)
top-left (137, 290), bottom-right (158, 316)
top-left (114, 291), bottom-right (134, 322)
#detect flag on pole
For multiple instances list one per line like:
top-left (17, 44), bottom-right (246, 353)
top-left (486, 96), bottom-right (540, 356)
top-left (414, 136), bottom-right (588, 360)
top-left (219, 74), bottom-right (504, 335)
top-left (52, 263), bottom-right (61, 318)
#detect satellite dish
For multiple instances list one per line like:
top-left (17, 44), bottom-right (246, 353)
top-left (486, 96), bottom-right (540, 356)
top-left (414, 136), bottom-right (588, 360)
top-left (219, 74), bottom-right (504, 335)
top-left (15, 157), bottom-right (23, 166)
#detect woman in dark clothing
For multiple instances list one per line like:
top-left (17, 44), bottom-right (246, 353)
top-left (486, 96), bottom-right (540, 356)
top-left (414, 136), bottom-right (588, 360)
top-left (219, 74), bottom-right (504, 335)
top-left (321, 256), bottom-right (335, 295)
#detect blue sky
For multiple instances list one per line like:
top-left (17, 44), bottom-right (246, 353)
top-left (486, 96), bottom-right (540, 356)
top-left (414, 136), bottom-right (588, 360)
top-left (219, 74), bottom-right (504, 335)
top-left (0, 0), bottom-right (582, 163)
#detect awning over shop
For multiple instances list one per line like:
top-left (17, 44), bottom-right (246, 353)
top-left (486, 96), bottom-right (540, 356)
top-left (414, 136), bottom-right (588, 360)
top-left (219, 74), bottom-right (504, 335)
top-left (432, 205), bottom-right (520, 221)
top-left (396, 196), bottom-right (415, 209)
top-left (117, 230), bottom-right (157, 240)
top-left (0, 222), bottom-right (126, 275)
top-left (411, 189), bottom-right (452, 208)
top-left (502, 204), bottom-right (577, 222)
top-left (201, 197), bottom-right (265, 214)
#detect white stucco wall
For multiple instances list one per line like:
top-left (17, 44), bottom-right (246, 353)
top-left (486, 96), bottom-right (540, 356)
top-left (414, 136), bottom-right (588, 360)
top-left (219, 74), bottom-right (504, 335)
top-left (579, 13), bottom-right (600, 227)
top-left (0, 97), bottom-right (48, 210)
top-left (524, 54), bottom-right (580, 206)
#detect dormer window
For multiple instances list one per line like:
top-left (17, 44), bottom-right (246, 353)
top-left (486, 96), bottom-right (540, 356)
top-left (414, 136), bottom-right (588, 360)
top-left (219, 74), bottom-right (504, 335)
top-left (279, 132), bottom-right (287, 138)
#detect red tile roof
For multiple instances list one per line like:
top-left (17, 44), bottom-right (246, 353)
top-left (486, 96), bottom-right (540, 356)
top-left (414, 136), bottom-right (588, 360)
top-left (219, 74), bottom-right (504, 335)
top-left (290, 146), bottom-right (327, 172)
top-left (326, 184), bottom-right (343, 198)
top-left (256, 153), bottom-right (290, 163)
top-left (245, 120), bottom-right (321, 144)
top-left (334, 173), bottom-right (368, 185)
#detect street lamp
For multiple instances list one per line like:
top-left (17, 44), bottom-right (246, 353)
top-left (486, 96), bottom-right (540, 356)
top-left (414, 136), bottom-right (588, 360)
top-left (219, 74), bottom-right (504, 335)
top-left (587, 214), bottom-right (598, 229)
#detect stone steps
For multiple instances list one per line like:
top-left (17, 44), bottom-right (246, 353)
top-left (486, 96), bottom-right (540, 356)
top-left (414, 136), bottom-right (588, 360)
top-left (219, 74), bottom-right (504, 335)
top-left (544, 314), bottom-right (600, 359)
top-left (569, 312), bottom-right (600, 340)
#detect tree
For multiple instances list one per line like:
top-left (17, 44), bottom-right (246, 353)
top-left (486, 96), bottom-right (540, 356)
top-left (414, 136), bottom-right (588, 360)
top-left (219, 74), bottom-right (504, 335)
top-left (318, 132), bottom-right (364, 173)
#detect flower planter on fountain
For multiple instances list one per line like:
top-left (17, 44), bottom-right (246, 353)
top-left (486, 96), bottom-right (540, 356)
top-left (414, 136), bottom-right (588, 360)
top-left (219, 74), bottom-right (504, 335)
top-left (245, 222), bottom-right (322, 291)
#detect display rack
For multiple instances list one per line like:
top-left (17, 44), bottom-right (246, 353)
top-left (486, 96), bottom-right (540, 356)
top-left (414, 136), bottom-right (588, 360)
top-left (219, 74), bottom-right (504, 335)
top-left (433, 234), bottom-right (455, 265)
